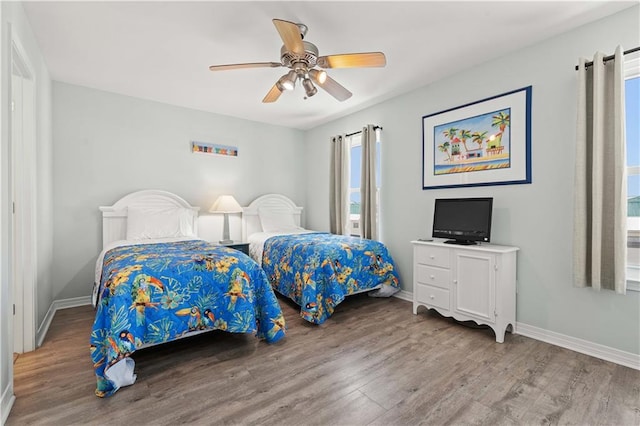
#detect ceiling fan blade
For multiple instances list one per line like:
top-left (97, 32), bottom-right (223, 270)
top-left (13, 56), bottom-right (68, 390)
top-left (209, 62), bottom-right (282, 72)
top-left (316, 75), bottom-right (352, 102)
top-left (262, 84), bottom-right (283, 103)
top-left (273, 19), bottom-right (305, 55)
top-left (317, 52), bottom-right (386, 69)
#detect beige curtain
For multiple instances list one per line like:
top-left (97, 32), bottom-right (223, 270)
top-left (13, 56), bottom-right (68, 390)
top-left (360, 125), bottom-right (378, 240)
top-left (329, 134), bottom-right (349, 235)
top-left (573, 46), bottom-right (627, 293)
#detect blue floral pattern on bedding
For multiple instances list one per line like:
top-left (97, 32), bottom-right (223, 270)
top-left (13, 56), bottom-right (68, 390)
top-left (90, 240), bottom-right (285, 397)
top-left (261, 233), bottom-right (399, 324)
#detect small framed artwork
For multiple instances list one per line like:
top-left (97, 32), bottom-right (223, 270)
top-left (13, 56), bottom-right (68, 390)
top-left (191, 141), bottom-right (238, 157)
top-left (422, 86), bottom-right (531, 190)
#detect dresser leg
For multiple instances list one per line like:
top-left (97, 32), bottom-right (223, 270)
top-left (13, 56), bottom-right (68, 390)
top-left (493, 326), bottom-right (506, 343)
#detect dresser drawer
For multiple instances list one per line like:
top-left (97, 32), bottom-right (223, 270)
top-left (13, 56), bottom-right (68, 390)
top-left (415, 283), bottom-right (450, 311)
top-left (414, 245), bottom-right (450, 268)
top-left (415, 264), bottom-right (450, 290)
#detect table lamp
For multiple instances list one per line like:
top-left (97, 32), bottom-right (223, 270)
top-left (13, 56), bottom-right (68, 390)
top-left (209, 195), bottom-right (242, 244)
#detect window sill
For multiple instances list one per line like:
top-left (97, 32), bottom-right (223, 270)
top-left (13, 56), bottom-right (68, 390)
top-left (627, 280), bottom-right (640, 292)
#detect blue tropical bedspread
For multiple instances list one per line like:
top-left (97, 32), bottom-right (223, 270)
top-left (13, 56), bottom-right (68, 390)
top-left (90, 240), bottom-right (285, 397)
top-left (261, 233), bottom-right (399, 324)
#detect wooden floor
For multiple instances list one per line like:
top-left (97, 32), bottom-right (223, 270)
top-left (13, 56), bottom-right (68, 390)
top-left (7, 294), bottom-right (640, 426)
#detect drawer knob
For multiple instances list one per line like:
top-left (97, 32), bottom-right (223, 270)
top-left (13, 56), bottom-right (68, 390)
top-left (430, 275), bottom-right (435, 279)
top-left (429, 295), bottom-right (435, 299)
top-left (429, 255), bottom-right (435, 259)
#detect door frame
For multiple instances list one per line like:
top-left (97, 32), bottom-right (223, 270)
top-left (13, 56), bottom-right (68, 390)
top-left (10, 30), bottom-right (37, 354)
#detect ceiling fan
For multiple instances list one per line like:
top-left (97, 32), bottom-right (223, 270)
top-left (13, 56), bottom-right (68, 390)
top-left (209, 19), bottom-right (386, 103)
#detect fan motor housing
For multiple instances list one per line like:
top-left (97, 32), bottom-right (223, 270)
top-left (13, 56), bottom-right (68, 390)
top-left (280, 41), bottom-right (319, 68)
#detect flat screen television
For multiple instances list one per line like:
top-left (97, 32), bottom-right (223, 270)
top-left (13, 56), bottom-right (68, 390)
top-left (432, 197), bottom-right (493, 245)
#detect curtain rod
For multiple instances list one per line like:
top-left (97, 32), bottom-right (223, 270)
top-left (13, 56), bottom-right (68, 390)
top-left (574, 46), bottom-right (640, 70)
top-left (345, 125), bottom-right (383, 138)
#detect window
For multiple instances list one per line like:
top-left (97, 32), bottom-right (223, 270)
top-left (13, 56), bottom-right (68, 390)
top-left (347, 131), bottom-right (381, 237)
top-left (625, 57), bottom-right (640, 290)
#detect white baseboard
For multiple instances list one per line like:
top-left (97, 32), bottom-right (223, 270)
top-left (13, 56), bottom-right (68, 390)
top-left (36, 296), bottom-right (92, 348)
top-left (393, 289), bottom-right (413, 302)
top-left (396, 290), bottom-right (638, 370)
top-left (516, 322), bottom-right (640, 371)
top-left (1, 382), bottom-right (15, 425)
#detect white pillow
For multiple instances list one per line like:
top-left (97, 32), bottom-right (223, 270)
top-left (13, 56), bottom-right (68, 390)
top-left (259, 209), bottom-right (300, 233)
top-left (126, 207), bottom-right (195, 240)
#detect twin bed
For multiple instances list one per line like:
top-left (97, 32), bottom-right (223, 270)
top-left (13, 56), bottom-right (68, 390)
top-left (90, 191), bottom-right (286, 397)
top-left (91, 190), bottom-right (399, 397)
top-left (243, 194), bottom-right (399, 324)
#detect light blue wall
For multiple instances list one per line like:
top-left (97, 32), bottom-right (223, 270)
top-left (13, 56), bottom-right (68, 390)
top-left (304, 6), bottom-right (640, 355)
top-left (52, 82), bottom-right (305, 300)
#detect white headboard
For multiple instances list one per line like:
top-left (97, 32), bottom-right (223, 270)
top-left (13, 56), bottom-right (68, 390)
top-left (242, 194), bottom-right (303, 240)
top-left (99, 190), bottom-right (200, 248)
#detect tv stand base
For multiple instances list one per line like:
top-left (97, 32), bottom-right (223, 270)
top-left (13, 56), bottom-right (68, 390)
top-left (444, 239), bottom-right (477, 245)
top-left (411, 240), bottom-right (519, 343)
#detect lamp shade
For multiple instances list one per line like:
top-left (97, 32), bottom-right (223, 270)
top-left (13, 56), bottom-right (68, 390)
top-left (309, 69), bottom-right (327, 84)
top-left (302, 77), bottom-right (317, 97)
top-left (209, 195), bottom-right (242, 213)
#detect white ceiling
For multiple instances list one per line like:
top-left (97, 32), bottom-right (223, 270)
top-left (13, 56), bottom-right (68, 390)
top-left (22, 1), bottom-right (636, 130)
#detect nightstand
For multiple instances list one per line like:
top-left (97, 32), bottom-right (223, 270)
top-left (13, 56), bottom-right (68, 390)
top-left (219, 241), bottom-right (249, 256)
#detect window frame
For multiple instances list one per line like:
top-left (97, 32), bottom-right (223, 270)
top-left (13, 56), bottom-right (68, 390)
top-left (625, 56), bottom-right (640, 291)
top-left (346, 131), bottom-right (381, 238)
top-left (347, 134), bottom-right (361, 237)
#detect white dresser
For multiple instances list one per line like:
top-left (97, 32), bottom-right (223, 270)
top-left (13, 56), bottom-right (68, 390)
top-left (411, 240), bottom-right (519, 343)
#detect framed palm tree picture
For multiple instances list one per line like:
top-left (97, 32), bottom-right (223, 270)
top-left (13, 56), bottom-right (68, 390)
top-left (422, 86), bottom-right (532, 189)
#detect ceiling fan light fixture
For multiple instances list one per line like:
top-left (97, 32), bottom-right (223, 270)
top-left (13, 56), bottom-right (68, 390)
top-left (275, 77), bottom-right (291, 91)
top-left (209, 19), bottom-right (385, 103)
top-left (302, 77), bottom-right (318, 97)
top-left (276, 70), bottom-right (298, 91)
top-left (309, 69), bottom-right (327, 84)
